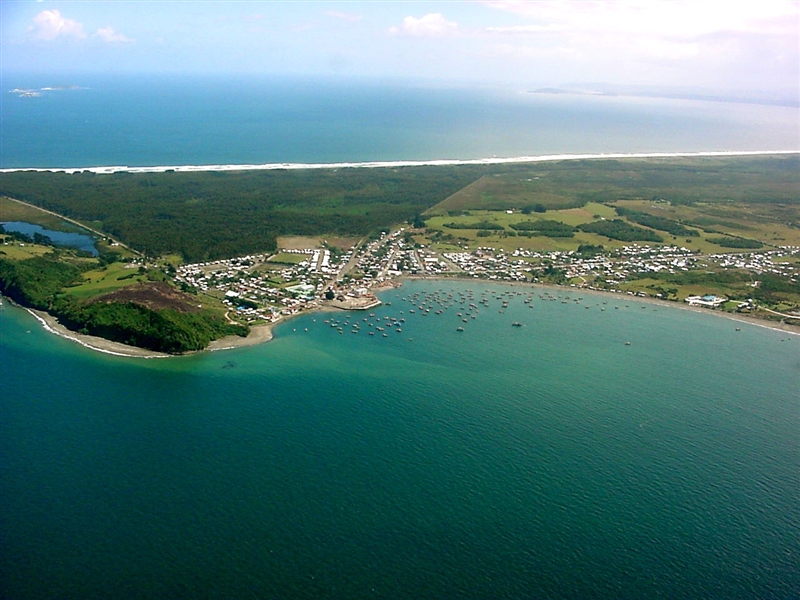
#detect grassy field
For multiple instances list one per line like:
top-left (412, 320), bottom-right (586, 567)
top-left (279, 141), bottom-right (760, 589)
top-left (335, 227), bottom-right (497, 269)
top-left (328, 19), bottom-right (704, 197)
top-left (1, 196), bottom-right (83, 231)
top-left (65, 262), bottom-right (146, 299)
top-left (417, 156), bottom-right (799, 254)
top-left (0, 240), bottom-right (56, 259)
top-left (426, 156), bottom-right (799, 216)
top-left (268, 251), bottom-right (311, 265)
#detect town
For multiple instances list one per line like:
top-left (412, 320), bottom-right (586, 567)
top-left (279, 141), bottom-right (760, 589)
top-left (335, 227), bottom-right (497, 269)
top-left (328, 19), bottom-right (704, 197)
top-left (173, 227), bottom-right (800, 326)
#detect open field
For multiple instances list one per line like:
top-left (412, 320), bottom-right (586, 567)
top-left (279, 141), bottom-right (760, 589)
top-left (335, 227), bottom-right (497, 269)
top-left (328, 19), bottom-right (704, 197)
top-left (426, 156), bottom-right (799, 216)
top-left (1, 196), bottom-right (87, 231)
top-left (611, 199), bottom-right (800, 248)
top-left (268, 251), bottom-right (309, 265)
top-left (66, 262), bottom-right (146, 299)
top-left (0, 240), bottom-right (56, 259)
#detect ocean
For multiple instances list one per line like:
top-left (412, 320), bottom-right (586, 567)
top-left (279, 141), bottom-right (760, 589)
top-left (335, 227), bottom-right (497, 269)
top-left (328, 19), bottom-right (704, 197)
top-left (1, 76), bottom-right (799, 598)
top-left (1, 281), bottom-right (798, 599)
top-left (1, 74), bottom-right (799, 169)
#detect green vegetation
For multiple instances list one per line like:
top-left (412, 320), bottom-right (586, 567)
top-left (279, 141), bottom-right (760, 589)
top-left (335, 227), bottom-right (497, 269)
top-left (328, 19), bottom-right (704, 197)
top-left (614, 207), bottom-right (699, 236)
top-left (0, 251), bottom-right (245, 353)
top-left (2, 155), bottom-right (798, 350)
top-left (0, 255), bottom-right (83, 310)
top-left (707, 236), bottom-right (764, 249)
top-left (577, 219), bottom-right (664, 242)
top-left (426, 156), bottom-right (799, 215)
top-left (509, 220), bottom-right (576, 237)
top-left (0, 166), bottom-right (489, 262)
top-left (444, 220), bottom-right (505, 230)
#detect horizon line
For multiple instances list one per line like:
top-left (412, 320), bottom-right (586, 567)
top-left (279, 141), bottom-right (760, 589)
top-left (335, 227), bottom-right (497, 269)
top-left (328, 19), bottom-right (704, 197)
top-left (1, 150), bottom-right (798, 175)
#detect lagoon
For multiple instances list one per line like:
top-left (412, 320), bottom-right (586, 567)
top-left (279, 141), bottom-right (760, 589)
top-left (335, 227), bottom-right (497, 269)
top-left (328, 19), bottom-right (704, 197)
top-left (1, 221), bottom-right (99, 256)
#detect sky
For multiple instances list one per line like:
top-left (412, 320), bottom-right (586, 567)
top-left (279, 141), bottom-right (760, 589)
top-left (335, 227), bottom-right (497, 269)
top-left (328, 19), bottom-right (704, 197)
top-left (1, 1), bottom-right (798, 94)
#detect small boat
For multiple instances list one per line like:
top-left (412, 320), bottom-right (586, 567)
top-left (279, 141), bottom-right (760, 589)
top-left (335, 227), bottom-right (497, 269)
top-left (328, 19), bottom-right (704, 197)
top-left (512, 322), bottom-right (522, 327)
top-left (456, 326), bottom-right (464, 332)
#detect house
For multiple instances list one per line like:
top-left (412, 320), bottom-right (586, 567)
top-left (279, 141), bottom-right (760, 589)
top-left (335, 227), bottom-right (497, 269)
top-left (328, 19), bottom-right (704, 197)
top-left (685, 294), bottom-right (727, 308)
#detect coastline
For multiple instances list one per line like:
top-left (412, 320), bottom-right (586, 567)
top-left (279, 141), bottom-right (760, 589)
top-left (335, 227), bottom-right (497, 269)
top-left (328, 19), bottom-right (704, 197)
top-left (6, 298), bottom-right (281, 358)
top-left (398, 275), bottom-right (800, 337)
top-left (5, 275), bottom-right (797, 360)
top-left (1, 150), bottom-right (797, 175)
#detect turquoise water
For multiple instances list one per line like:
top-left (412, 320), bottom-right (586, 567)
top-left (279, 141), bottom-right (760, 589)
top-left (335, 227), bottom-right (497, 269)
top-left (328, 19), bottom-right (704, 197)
top-left (2, 75), bottom-right (798, 168)
top-left (2, 281), bottom-right (798, 598)
top-left (1, 221), bottom-right (98, 255)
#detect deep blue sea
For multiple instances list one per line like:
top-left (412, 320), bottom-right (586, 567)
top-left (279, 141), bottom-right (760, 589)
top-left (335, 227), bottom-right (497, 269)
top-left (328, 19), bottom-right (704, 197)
top-left (1, 74), bottom-right (798, 168)
top-left (1, 282), bottom-right (799, 599)
top-left (1, 76), bottom-right (799, 598)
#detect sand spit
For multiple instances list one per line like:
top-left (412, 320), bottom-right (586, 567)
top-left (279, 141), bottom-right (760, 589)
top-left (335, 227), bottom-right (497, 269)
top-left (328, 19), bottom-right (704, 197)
top-left (1, 150), bottom-right (798, 175)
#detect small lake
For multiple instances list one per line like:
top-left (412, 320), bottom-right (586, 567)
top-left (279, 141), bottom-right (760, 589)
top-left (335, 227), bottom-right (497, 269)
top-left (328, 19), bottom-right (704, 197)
top-left (1, 221), bottom-right (99, 256)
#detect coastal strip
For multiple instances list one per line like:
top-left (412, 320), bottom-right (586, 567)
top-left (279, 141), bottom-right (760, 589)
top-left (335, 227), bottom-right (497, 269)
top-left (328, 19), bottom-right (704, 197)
top-left (23, 306), bottom-right (170, 358)
top-left (1, 150), bottom-right (798, 175)
top-left (4, 297), bottom-right (279, 358)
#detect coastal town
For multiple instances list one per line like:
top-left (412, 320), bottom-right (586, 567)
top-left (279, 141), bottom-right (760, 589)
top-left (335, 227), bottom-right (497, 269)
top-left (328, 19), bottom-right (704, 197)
top-left (172, 227), bottom-right (800, 326)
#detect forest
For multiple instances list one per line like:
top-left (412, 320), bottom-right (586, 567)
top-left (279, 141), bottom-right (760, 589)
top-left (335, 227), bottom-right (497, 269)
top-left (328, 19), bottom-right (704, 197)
top-left (0, 166), bottom-right (489, 262)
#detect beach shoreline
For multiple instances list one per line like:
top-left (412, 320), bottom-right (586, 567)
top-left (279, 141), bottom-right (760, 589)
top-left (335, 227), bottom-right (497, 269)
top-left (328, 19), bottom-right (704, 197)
top-left (6, 275), bottom-right (797, 360)
top-left (4, 298), bottom-right (283, 358)
top-left (1, 150), bottom-right (797, 175)
top-left (398, 275), bottom-right (800, 336)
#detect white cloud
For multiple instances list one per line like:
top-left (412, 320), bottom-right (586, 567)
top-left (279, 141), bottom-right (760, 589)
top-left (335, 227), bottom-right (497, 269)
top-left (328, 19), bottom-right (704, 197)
top-left (95, 26), bottom-right (134, 44)
top-left (29, 10), bottom-right (86, 41)
top-left (389, 13), bottom-right (458, 37)
top-left (481, 1), bottom-right (799, 38)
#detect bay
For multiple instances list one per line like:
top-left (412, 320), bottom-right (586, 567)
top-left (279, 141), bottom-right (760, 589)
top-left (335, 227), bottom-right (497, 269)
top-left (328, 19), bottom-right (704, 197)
top-left (2, 280), bottom-right (798, 598)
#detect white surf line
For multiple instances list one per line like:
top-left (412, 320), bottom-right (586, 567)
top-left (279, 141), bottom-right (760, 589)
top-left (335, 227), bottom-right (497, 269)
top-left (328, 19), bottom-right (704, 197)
top-left (1, 150), bottom-right (798, 175)
top-left (23, 307), bottom-right (168, 358)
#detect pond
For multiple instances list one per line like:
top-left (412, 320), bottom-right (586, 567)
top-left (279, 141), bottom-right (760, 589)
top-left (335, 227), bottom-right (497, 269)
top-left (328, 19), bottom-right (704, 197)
top-left (1, 221), bottom-right (99, 256)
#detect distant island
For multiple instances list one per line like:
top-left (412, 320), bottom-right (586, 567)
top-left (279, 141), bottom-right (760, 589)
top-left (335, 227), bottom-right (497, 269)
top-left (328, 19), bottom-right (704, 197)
top-left (1, 154), bottom-right (798, 354)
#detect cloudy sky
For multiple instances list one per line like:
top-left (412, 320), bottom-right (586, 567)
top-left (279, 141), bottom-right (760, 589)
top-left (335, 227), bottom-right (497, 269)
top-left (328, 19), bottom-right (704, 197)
top-left (2, 1), bottom-right (798, 93)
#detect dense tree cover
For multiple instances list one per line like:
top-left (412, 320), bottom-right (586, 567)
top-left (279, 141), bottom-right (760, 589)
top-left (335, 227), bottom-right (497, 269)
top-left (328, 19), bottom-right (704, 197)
top-left (509, 220), bottom-right (576, 237)
top-left (707, 236), bottom-right (764, 249)
top-left (521, 204), bottom-right (547, 214)
top-left (0, 166), bottom-right (488, 261)
top-left (0, 255), bottom-right (246, 352)
top-left (578, 219), bottom-right (664, 242)
top-left (53, 298), bottom-right (246, 353)
top-left (577, 244), bottom-right (605, 257)
top-left (0, 256), bottom-right (83, 309)
top-left (444, 220), bottom-right (505, 230)
top-left (614, 207), bottom-right (699, 236)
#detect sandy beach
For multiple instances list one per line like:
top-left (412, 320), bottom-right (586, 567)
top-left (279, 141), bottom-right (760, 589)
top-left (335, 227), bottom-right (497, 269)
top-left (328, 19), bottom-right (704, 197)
top-left (1, 150), bottom-right (797, 175)
top-left (24, 307), bottom-right (170, 358)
